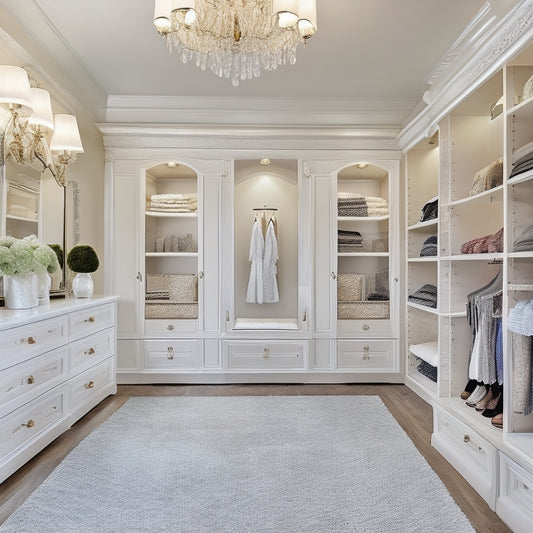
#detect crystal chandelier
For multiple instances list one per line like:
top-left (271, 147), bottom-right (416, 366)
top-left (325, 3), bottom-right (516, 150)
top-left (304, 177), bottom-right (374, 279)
top-left (153, 0), bottom-right (317, 86)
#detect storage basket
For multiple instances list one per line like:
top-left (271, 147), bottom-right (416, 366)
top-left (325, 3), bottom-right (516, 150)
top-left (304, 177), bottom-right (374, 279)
top-left (337, 273), bottom-right (365, 302)
top-left (168, 274), bottom-right (198, 302)
top-left (337, 300), bottom-right (390, 319)
top-left (145, 302), bottom-right (198, 319)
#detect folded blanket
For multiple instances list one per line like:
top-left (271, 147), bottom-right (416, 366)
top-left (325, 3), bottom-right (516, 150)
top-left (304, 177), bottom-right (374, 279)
top-left (408, 284), bottom-right (438, 308)
top-left (469, 157), bottom-right (503, 196)
top-left (514, 224), bottom-right (533, 252)
top-left (513, 141), bottom-right (533, 163)
top-left (460, 228), bottom-right (503, 254)
top-left (420, 235), bottom-right (438, 256)
top-left (151, 193), bottom-right (198, 203)
top-left (417, 360), bottom-right (438, 382)
top-left (510, 153), bottom-right (533, 179)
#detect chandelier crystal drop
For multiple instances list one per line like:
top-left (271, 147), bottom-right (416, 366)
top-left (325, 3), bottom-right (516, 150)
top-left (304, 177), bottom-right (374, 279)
top-left (153, 0), bottom-right (317, 87)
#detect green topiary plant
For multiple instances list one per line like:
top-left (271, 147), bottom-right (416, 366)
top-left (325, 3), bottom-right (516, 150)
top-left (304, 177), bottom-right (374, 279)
top-left (48, 244), bottom-right (64, 267)
top-left (66, 245), bottom-right (99, 273)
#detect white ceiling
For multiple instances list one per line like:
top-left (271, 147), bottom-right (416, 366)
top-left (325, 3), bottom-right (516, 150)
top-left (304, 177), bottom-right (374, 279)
top-left (0, 0), bottom-right (525, 127)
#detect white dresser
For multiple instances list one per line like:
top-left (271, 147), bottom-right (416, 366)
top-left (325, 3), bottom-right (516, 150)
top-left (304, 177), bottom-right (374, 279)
top-left (0, 296), bottom-right (117, 482)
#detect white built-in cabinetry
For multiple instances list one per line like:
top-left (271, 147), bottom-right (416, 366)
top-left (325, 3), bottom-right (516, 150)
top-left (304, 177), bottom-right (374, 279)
top-left (0, 297), bottom-right (117, 483)
top-left (405, 43), bottom-right (533, 531)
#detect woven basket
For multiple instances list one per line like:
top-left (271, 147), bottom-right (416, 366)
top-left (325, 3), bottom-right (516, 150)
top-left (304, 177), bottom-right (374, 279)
top-left (337, 300), bottom-right (390, 319)
top-left (337, 273), bottom-right (366, 302)
top-left (145, 302), bottom-right (198, 319)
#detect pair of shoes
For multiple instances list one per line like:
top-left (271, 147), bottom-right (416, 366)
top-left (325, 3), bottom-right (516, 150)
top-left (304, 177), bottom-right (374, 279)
top-left (475, 387), bottom-right (494, 411)
top-left (491, 413), bottom-right (503, 429)
top-left (466, 384), bottom-right (488, 407)
top-left (461, 379), bottom-right (478, 400)
top-left (482, 388), bottom-right (503, 418)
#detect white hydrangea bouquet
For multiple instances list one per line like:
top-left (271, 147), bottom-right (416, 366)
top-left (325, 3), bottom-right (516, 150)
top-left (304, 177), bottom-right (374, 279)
top-left (0, 234), bottom-right (59, 276)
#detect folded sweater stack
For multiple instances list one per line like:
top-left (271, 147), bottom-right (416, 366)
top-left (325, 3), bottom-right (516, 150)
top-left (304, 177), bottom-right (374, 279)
top-left (408, 284), bottom-right (438, 308)
top-left (514, 224), bottom-right (533, 252)
top-left (420, 235), bottom-right (437, 256)
top-left (460, 228), bottom-right (503, 254)
top-left (337, 192), bottom-right (389, 217)
top-left (510, 141), bottom-right (533, 179)
top-left (149, 193), bottom-right (198, 213)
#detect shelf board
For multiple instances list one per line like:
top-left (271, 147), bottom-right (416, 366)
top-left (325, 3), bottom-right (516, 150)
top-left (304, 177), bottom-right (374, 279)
top-left (337, 215), bottom-right (389, 222)
top-left (337, 252), bottom-right (389, 257)
top-left (145, 252), bottom-right (198, 257)
top-left (507, 94), bottom-right (533, 117)
top-left (508, 168), bottom-right (533, 185)
top-left (145, 211), bottom-right (198, 218)
top-left (5, 214), bottom-right (38, 223)
top-left (444, 184), bottom-right (504, 207)
top-left (508, 284), bottom-right (533, 291)
top-left (508, 251), bottom-right (533, 259)
top-left (441, 253), bottom-right (503, 262)
top-left (407, 219), bottom-right (438, 231)
top-left (440, 310), bottom-right (467, 318)
top-left (406, 370), bottom-right (438, 396)
top-left (407, 257), bottom-right (438, 262)
top-left (407, 302), bottom-right (439, 314)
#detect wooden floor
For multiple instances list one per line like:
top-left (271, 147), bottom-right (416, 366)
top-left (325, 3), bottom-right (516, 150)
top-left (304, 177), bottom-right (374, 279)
top-left (0, 384), bottom-right (512, 532)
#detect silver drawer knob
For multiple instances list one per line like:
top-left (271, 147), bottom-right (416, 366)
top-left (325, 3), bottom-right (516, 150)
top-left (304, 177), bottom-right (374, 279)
top-left (263, 348), bottom-right (270, 360)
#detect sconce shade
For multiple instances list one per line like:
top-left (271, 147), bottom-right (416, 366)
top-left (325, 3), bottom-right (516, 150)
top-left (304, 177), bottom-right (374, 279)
top-left (50, 114), bottom-right (84, 153)
top-left (0, 65), bottom-right (33, 110)
top-left (274, 0), bottom-right (299, 28)
top-left (28, 88), bottom-right (54, 130)
top-left (154, 0), bottom-right (172, 33)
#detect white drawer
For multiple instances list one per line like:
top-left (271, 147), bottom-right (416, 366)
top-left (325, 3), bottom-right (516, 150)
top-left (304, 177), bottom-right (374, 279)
top-left (144, 340), bottom-right (199, 370)
top-left (337, 318), bottom-right (392, 338)
top-left (69, 327), bottom-right (115, 375)
top-left (0, 347), bottom-right (68, 418)
top-left (337, 340), bottom-right (398, 372)
top-left (224, 341), bottom-right (308, 372)
top-left (69, 303), bottom-right (115, 341)
top-left (432, 405), bottom-right (497, 507)
top-left (497, 453), bottom-right (533, 533)
top-left (144, 319), bottom-right (198, 337)
top-left (0, 316), bottom-right (68, 371)
top-left (0, 386), bottom-right (66, 459)
top-left (68, 358), bottom-right (115, 411)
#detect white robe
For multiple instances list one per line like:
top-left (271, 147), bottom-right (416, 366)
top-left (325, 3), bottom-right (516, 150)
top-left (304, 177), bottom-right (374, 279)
top-left (246, 215), bottom-right (264, 303)
top-left (262, 219), bottom-right (279, 303)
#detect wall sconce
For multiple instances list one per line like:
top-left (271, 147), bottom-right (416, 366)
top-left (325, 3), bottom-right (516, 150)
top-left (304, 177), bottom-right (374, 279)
top-left (0, 65), bottom-right (84, 187)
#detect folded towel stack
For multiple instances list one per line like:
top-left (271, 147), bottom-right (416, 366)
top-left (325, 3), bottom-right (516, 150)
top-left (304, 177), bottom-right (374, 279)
top-left (514, 224), bottom-right (533, 252)
top-left (337, 192), bottom-right (389, 217)
top-left (337, 229), bottom-right (363, 252)
top-left (408, 284), bottom-right (438, 308)
top-left (460, 228), bottom-right (503, 254)
top-left (420, 235), bottom-right (438, 256)
top-left (149, 193), bottom-right (198, 213)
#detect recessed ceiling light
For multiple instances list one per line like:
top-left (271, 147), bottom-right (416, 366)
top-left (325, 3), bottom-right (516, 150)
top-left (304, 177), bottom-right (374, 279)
top-left (166, 161), bottom-right (179, 168)
top-left (260, 158), bottom-right (271, 166)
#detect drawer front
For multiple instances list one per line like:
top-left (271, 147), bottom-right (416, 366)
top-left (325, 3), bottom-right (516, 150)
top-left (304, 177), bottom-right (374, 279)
top-left (225, 341), bottom-right (308, 372)
top-left (0, 386), bottom-right (66, 459)
top-left (337, 340), bottom-right (398, 372)
top-left (0, 347), bottom-right (68, 418)
top-left (0, 316), bottom-right (68, 370)
top-left (69, 327), bottom-right (115, 374)
top-left (435, 408), bottom-right (495, 473)
top-left (144, 319), bottom-right (198, 337)
top-left (69, 303), bottom-right (115, 341)
top-left (144, 340), bottom-right (199, 370)
top-left (337, 319), bottom-right (392, 338)
top-left (68, 358), bottom-right (115, 410)
top-left (498, 453), bottom-right (533, 530)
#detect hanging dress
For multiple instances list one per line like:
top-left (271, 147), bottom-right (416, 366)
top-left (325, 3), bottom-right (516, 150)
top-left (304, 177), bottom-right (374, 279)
top-left (263, 217), bottom-right (279, 303)
top-left (246, 213), bottom-right (265, 303)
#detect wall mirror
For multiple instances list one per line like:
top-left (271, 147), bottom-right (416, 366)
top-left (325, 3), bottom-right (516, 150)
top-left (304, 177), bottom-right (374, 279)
top-left (1, 157), bottom-right (66, 296)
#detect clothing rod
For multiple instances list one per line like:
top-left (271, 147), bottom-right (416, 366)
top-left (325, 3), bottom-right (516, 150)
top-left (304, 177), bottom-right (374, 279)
top-left (252, 207), bottom-right (277, 211)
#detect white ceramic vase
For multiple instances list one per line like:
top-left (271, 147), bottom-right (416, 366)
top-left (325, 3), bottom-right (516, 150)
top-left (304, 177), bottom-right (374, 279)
top-left (4, 272), bottom-right (39, 309)
top-left (37, 270), bottom-right (52, 304)
top-left (72, 272), bottom-right (94, 298)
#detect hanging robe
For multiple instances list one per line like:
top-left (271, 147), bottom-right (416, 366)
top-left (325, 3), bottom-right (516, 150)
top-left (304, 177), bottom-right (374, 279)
top-left (246, 214), bottom-right (264, 303)
top-left (263, 218), bottom-right (279, 303)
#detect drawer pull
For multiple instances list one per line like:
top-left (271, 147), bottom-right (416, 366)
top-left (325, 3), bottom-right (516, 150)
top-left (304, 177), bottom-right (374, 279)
top-left (463, 435), bottom-right (470, 443)
top-left (27, 375), bottom-right (35, 385)
top-left (167, 346), bottom-right (175, 360)
top-left (84, 316), bottom-right (95, 323)
top-left (331, 272), bottom-right (337, 280)
top-left (85, 381), bottom-right (95, 389)
top-left (263, 348), bottom-right (270, 360)
top-left (23, 419), bottom-right (35, 428)
top-left (363, 346), bottom-right (370, 360)
top-left (84, 347), bottom-right (96, 356)
top-left (362, 324), bottom-right (370, 331)
top-left (167, 324), bottom-right (174, 331)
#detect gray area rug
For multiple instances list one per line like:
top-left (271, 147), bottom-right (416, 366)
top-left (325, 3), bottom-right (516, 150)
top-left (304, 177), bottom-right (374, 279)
top-left (1, 396), bottom-right (474, 532)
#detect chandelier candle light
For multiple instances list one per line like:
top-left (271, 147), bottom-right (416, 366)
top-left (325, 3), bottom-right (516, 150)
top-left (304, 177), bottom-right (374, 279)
top-left (153, 0), bottom-right (317, 86)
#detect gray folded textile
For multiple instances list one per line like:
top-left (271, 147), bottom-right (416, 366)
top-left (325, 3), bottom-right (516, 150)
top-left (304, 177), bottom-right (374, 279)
top-left (514, 224), bottom-right (533, 252)
top-left (420, 235), bottom-right (438, 256)
top-left (408, 284), bottom-right (438, 308)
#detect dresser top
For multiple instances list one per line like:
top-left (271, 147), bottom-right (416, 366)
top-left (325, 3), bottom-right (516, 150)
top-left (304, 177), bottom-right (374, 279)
top-left (0, 295), bottom-right (118, 330)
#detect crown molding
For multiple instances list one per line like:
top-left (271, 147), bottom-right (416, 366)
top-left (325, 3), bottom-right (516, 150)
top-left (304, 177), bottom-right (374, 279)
top-left (398, 0), bottom-right (533, 151)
